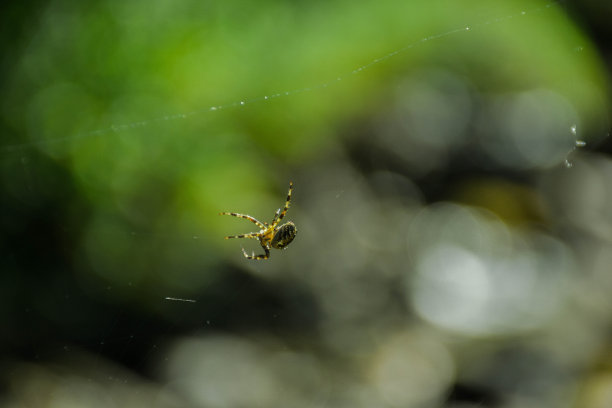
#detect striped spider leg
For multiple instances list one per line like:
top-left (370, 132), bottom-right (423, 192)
top-left (220, 182), bottom-right (297, 260)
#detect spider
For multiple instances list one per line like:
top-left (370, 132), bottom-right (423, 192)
top-left (220, 181), bottom-right (297, 260)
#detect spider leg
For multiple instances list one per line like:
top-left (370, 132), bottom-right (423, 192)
top-left (271, 208), bottom-right (281, 225)
top-left (224, 233), bottom-right (260, 240)
top-left (241, 245), bottom-right (270, 260)
top-left (271, 181), bottom-right (293, 227)
top-left (219, 212), bottom-right (267, 229)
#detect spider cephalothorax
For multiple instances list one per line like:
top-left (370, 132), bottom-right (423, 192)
top-left (220, 182), bottom-right (297, 260)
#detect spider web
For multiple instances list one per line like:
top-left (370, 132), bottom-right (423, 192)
top-left (2, 1), bottom-right (611, 407)
top-left (0, 1), bottom-right (560, 153)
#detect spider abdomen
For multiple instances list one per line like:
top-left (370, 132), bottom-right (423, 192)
top-left (271, 222), bottom-right (297, 249)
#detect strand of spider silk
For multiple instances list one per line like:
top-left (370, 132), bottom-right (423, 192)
top-left (1, 1), bottom-right (558, 153)
top-left (165, 297), bottom-right (197, 303)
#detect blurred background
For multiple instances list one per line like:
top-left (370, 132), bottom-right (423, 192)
top-left (1, 0), bottom-right (611, 407)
